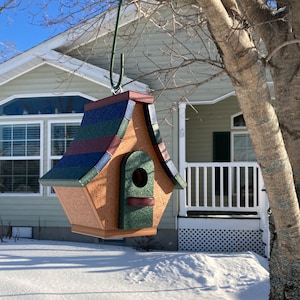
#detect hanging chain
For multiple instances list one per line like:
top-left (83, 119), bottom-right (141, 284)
top-left (110, 0), bottom-right (124, 94)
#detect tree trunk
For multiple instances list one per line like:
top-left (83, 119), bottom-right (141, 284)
top-left (267, 45), bottom-right (300, 300)
top-left (197, 0), bottom-right (300, 298)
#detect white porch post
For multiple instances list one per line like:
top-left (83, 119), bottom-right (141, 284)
top-left (179, 102), bottom-right (187, 216)
top-left (258, 170), bottom-right (270, 258)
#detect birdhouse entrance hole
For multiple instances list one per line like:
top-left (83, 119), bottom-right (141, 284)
top-left (132, 168), bottom-right (148, 187)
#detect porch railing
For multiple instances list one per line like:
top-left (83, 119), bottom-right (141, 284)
top-left (179, 162), bottom-right (266, 217)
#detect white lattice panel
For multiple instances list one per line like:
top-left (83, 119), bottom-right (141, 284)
top-left (178, 228), bottom-right (265, 256)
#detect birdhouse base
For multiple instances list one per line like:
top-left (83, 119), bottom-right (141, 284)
top-left (53, 185), bottom-right (160, 239)
top-left (72, 224), bottom-right (157, 239)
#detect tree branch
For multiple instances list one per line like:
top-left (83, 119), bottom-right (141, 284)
top-left (237, 0), bottom-right (289, 53)
top-left (265, 39), bottom-right (300, 63)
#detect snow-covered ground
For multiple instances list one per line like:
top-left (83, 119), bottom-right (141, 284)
top-left (0, 239), bottom-right (269, 299)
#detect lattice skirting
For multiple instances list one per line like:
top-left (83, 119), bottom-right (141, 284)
top-left (178, 228), bottom-right (265, 257)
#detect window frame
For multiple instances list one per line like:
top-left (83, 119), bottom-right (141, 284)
top-left (231, 131), bottom-right (256, 162)
top-left (0, 120), bottom-right (43, 196)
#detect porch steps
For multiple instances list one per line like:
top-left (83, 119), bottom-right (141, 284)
top-left (178, 216), bottom-right (267, 257)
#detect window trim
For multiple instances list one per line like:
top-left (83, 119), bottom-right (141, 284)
top-left (0, 92), bottom-right (97, 107)
top-left (0, 120), bottom-right (43, 196)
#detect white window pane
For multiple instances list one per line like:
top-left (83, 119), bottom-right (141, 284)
top-left (233, 134), bottom-right (255, 162)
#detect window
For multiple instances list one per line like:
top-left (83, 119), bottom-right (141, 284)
top-left (232, 132), bottom-right (256, 162)
top-left (0, 95), bottom-right (90, 115)
top-left (231, 112), bottom-right (255, 162)
top-left (0, 123), bottom-right (41, 193)
top-left (232, 112), bottom-right (246, 129)
top-left (0, 94), bottom-right (92, 195)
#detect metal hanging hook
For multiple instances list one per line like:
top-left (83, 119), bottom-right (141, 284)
top-left (110, 0), bottom-right (124, 94)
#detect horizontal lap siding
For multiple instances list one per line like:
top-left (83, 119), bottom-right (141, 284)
top-left (0, 65), bottom-right (110, 228)
top-left (0, 64), bottom-right (111, 101)
top-left (0, 197), bottom-right (69, 227)
top-left (186, 96), bottom-right (240, 162)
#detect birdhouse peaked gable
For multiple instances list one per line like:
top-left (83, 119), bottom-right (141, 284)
top-left (40, 91), bottom-right (186, 189)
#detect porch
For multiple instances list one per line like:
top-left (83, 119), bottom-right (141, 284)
top-left (178, 162), bottom-right (270, 257)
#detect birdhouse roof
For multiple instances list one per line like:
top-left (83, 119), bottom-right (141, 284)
top-left (40, 91), bottom-right (186, 189)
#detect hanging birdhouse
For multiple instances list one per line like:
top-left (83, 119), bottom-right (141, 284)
top-left (40, 91), bottom-right (186, 239)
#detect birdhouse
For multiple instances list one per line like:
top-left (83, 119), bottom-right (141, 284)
top-left (40, 91), bottom-right (185, 239)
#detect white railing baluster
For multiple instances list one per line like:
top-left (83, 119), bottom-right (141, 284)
top-left (203, 166), bottom-right (207, 207)
top-left (245, 166), bottom-right (249, 208)
top-left (220, 166), bottom-right (224, 208)
top-left (228, 166), bottom-right (232, 208)
top-left (236, 166), bottom-right (240, 208)
top-left (187, 167), bottom-right (191, 208)
top-left (253, 166), bottom-right (257, 207)
top-left (195, 166), bottom-right (199, 207)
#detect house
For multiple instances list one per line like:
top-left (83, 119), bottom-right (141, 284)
top-left (0, 2), bottom-right (269, 256)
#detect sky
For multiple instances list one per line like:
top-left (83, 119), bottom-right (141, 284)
top-left (0, 3), bottom-right (65, 57)
top-left (0, 1), bottom-right (112, 60)
top-left (0, 1), bottom-right (105, 61)
top-left (0, 238), bottom-right (270, 299)
top-left (0, 10), bottom-right (54, 52)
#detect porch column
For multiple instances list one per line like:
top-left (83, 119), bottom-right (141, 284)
top-left (179, 102), bottom-right (187, 216)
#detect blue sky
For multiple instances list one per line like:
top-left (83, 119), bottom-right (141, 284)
top-left (0, 2), bottom-right (109, 59)
top-left (0, 4), bottom-right (67, 56)
top-left (0, 13), bottom-right (57, 52)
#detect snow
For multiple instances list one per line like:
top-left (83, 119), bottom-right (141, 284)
top-left (0, 239), bottom-right (269, 299)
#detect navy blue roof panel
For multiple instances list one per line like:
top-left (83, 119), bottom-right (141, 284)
top-left (40, 99), bottom-right (133, 187)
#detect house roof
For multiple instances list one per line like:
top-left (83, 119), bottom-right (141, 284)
top-left (0, 2), bottom-right (239, 102)
top-left (0, 1), bottom-right (244, 104)
top-left (40, 90), bottom-right (186, 189)
top-left (0, 3), bottom-right (150, 93)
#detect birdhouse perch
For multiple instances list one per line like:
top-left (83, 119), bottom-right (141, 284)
top-left (40, 91), bottom-right (186, 239)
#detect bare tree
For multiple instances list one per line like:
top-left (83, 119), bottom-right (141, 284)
top-left (195, 1), bottom-right (300, 299)
top-left (0, 0), bottom-right (23, 60)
